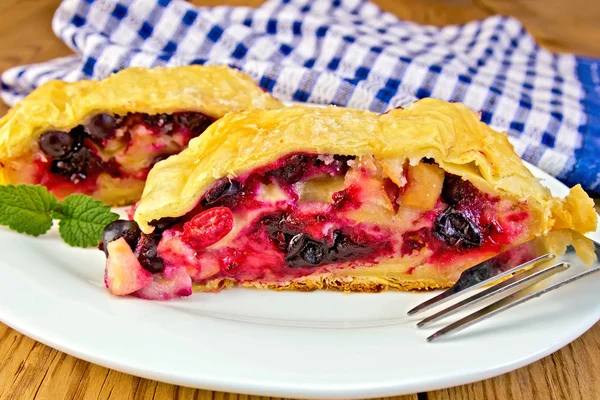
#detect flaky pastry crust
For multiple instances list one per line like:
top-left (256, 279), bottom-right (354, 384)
top-left (132, 98), bottom-right (597, 294)
top-left (0, 65), bottom-right (282, 183)
top-left (135, 98), bottom-right (597, 236)
top-left (193, 276), bottom-right (451, 293)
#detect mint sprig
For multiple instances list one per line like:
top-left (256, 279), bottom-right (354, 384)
top-left (0, 185), bottom-right (57, 236)
top-left (0, 185), bottom-right (119, 247)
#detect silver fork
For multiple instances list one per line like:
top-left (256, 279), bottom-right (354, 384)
top-left (407, 229), bottom-right (600, 342)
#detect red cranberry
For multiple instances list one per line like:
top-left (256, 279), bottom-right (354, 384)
top-left (182, 207), bottom-right (234, 249)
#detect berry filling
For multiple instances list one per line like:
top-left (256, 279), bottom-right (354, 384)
top-left (5, 111), bottom-right (214, 203)
top-left (102, 153), bottom-right (535, 298)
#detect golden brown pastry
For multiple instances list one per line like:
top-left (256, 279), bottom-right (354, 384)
top-left (0, 65), bottom-right (282, 206)
top-left (99, 99), bottom-right (597, 299)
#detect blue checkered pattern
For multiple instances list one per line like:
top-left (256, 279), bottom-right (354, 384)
top-left (2, 0), bottom-right (599, 192)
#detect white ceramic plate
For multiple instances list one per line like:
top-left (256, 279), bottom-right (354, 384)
top-left (0, 164), bottom-right (598, 399)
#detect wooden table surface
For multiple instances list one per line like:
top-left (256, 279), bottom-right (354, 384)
top-left (1, 1), bottom-right (599, 399)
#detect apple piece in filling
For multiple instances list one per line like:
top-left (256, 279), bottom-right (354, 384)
top-left (101, 152), bottom-right (536, 298)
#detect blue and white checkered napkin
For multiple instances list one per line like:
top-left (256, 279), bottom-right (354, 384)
top-left (2, 0), bottom-right (599, 192)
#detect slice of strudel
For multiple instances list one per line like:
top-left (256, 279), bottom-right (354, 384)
top-left (0, 65), bottom-right (282, 206)
top-left (100, 99), bottom-right (597, 299)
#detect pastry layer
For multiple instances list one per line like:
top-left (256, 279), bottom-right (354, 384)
top-left (101, 98), bottom-right (597, 298)
top-left (134, 99), bottom-right (597, 235)
top-left (0, 65), bottom-right (283, 204)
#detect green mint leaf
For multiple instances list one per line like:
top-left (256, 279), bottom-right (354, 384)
top-left (54, 194), bottom-right (119, 248)
top-left (0, 184), bottom-right (57, 236)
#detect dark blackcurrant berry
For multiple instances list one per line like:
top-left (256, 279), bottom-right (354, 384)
top-left (441, 174), bottom-right (478, 205)
top-left (152, 154), bottom-right (171, 165)
top-left (135, 234), bottom-right (164, 273)
top-left (39, 131), bottom-right (75, 158)
top-left (452, 261), bottom-right (497, 291)
top-left (433, 207), bottom-right (482, 247)
top-left (86, 113), bottom-right (118, 140)
top-left (328, 230), bottom-right (367, 262)
top-left (149, 217), bottom-right (180, 233)
top-left (50, 147), bottom-right (103, 183)
top-left (270, 154), bottom-right (307, 184)
top-left (285, 233), bottom-right (327, 268)
top-left (261, 214), bottom-right (289, 250)
top-left (299, 240), bottom-right (327, 265)
top-left (201, 178), bottom-right (243, 207)
top-left (175, 112), bottom-right (214, 135)
top-left (330, 155), bottom-right (355, 174)
top-left (101, 220), bottom-right (141, 257)
top-left (142, 113), bottom-right (174, 134)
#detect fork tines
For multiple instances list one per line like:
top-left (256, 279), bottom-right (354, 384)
top-left (408, 229), bottom-right (600, 342)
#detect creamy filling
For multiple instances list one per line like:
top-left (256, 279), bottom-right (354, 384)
top-left (102, 153), bottom-right (534, 299)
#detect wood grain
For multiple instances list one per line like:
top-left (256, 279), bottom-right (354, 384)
top-left (1, 1), bottom-right (599, 399)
